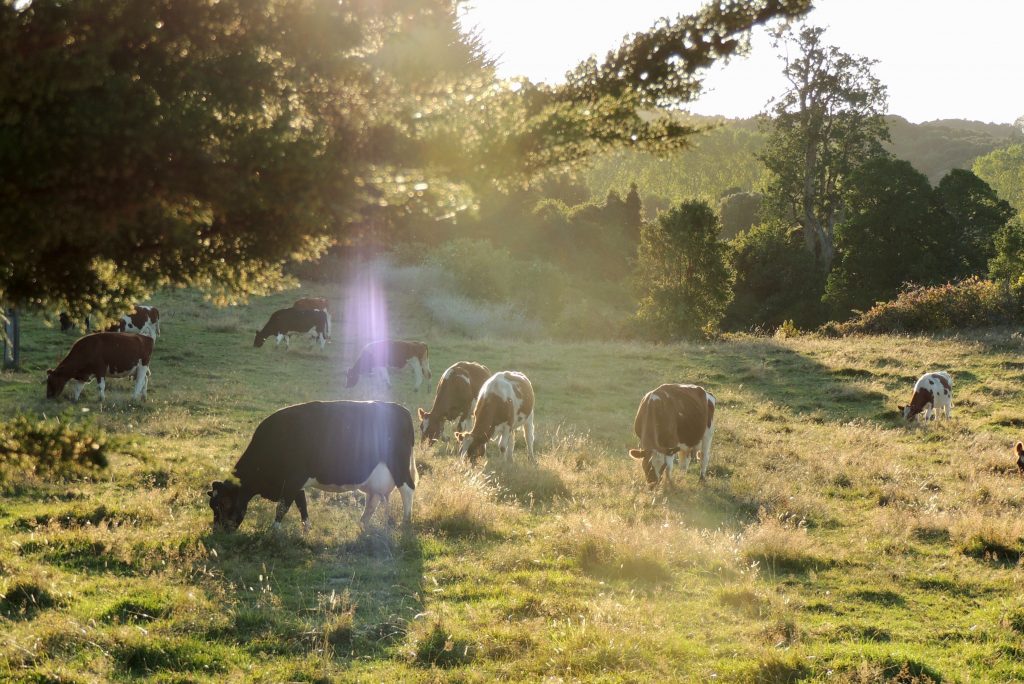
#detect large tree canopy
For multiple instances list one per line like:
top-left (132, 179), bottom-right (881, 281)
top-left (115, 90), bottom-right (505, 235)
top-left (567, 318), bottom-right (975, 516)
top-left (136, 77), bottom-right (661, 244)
top-left (0, 0), bottom-right (812, 328)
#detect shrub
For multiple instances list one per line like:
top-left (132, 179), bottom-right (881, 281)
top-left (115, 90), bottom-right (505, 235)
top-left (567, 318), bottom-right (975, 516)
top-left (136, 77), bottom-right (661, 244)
top-left (0, 413), bottom-right (112, 487)
top-left (823, 277), bottom-right (1021, 335)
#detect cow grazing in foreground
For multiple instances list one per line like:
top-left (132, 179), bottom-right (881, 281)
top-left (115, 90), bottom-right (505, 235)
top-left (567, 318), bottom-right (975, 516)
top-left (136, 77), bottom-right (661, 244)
top-left (293, 297), bottom-right (331, 337)
top-left (107, 305), bottom-right (160, 337)
top-left (629, 384), bottom-right (716, 489)
top-left (455, 371), bottom-right (535, 464)
top-left (1015, 442), bottom-right (1024, 473)
top-left (418, 361), bottom-right (492, 444)
top-left (254, 308), bottom-right (328, 350)
top-left (345, 340), bottom-right (431, 391)
top-left (46, 332), bottom-right (154, 402)
top-left (208, 400), bottom-right (418, 532)
top-left (899, 371), bottom-right (953, 422)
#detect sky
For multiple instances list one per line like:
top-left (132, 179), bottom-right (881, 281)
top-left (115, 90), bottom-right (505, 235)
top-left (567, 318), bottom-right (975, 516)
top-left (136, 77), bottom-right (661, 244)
top-left (460, 0), bottom-right (1024, 125)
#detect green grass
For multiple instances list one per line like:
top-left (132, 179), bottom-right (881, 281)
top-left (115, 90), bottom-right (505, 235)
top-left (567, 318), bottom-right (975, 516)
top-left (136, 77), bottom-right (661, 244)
top-left (4, 284), bottom-right (1024, 681)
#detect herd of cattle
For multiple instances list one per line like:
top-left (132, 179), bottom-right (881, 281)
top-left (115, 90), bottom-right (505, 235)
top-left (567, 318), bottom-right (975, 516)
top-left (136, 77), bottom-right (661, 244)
top-left (43, 299), bottom-right (985, 534)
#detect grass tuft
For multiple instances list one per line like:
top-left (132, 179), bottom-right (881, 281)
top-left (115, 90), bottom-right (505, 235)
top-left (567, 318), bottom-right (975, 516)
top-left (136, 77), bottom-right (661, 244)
top-left (412, 621), bottom-right (476, 668)
top-left (0, 579), bottom-right (61, 619)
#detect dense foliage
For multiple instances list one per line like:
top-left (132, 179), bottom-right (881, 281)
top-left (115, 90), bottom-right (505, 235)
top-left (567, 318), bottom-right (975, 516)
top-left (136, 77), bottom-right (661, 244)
top-left (0, 414), bottom-right (112, 487)
top-left (974, 144), bottom-right (1024, 213)
top-left (634, 201), bottom-right (733, 339)
top-left (823, 278), bottom-right (1020, 335)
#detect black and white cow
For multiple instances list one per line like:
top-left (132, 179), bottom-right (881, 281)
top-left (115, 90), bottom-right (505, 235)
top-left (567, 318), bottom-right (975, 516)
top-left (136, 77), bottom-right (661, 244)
top-left (253, 308), bottom-right (328, 351)
top-left (208, 400), bottom-right (417, 532)
top-left (899, 371), bottom-right (953, 422)
top-left (629, 384), bottom-right (716, 488)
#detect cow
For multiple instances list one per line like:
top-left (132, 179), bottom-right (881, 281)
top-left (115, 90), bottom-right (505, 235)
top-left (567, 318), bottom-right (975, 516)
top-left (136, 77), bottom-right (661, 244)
top-left (1015, 442), bottom-right (1024, 473)
top-left (345, 340), bottom-right (431, 391)
top-left (455, 371), bottom-right (535, 464)
top-left (898, 371), bottom-right (953, 422)
top-left (207, 400), bottom-right (418, 533)
top-left (107, 305), bottom-right (160, 338)
top-left (293, 297), bottom-right (331, 337)
top-left (418, 361), bottom-right (492, 444)
top-left (254, 308), bottom-right (328, 351)
top-left (45, 332), bottom-right (154, 402)
top-left (629, 384), bottom-right (716, 489)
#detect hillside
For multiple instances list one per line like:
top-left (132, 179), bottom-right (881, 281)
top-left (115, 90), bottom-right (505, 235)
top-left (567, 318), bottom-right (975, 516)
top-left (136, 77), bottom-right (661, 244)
top-left (4, 283), bottom-right (1024, 680)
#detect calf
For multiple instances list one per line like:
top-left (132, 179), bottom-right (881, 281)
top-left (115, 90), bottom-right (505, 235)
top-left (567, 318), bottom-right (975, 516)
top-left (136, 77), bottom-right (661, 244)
top-left (46, 332), bottom-right (154, 402)
top-left (1016, 442), bottom-right (1024, 473)
top-left (107, 304), bottom-right (160, 338)
top-left (293, 297), bottom-right (331, 337)
top-left (345, 340), bottom-right (431, 391)
top-left (254, 308), bottom-right (328, 350)
top-left (455, 371), bottom-right (535, 464)
top-left (629, 384), bottom-right (716, 488)
top-left (208, 400), bottom-right (417, 532)
top-left (899, 371), bottom-right (953, 422)
top-left (418, 361), bottom-right (492, 444)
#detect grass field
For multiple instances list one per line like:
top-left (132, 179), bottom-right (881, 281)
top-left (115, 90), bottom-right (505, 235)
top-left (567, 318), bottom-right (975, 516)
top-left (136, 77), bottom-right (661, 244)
top-left (4, 282), bottom-right (1024, 682)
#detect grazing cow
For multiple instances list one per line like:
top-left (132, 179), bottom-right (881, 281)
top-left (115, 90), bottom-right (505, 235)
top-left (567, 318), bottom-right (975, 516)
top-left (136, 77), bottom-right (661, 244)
top-left (208, 400), bottom-right (418, 532)
top-left (1015, 442), bottom-right (1024, 473)
top-left (46, 332), bottom-right (154, 402)
top-left (455, 371), bottom-right (535, 464)
top-left (629, 384), bottom-right (716, 488)
top-left (254, 308), bottom-right (328, 350)
top-left (59, 312), bottom-right (73, 333)
top-left (293, 297), bottom-right (331, 337)
top-left (345, 340), bottom-right (432, 391)
top-left (418, 361), bottom-right (492, 444)
top-left (107, 305), bottom-right (160, 338)
top-left (899, 371), bottom-right (953, 422)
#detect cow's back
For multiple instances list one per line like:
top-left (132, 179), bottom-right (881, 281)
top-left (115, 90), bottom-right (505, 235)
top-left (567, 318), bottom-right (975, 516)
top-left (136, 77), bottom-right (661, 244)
top-left (235, 401), bottom-right (415, 498)
top-left (60, 332), bottom-right (152, 375)
top-left (635, 384), bottom-right (708, 452)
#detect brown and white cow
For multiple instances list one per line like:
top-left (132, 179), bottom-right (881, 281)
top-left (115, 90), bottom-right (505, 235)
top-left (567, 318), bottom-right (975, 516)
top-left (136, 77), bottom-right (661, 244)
top-left (46, 332), bottom-right (154, 402)
top-left (417, 361), bottom-right (492, 444)
top-left (629, 384), bottom-right (716, 488)
top-left (899, 371), bottom-right (953, 422)
top-left (293, 297), bottom-right (331, 338)
top-left (345, 340), bottom-right (431, 391)
top-left (455, 371), bottom-right (535, 464)
top-left (107, 304), bottom-right (160, 338)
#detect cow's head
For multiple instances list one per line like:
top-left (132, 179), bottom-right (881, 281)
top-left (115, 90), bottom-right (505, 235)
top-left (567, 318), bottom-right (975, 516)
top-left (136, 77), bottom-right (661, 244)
top-left (418, 408), bottom-right (442, 445)
top-left (208, 480), bottom-right (249, 532)
top-left (344, 367), bottom-right (359, 389)
top-left (1016, 442), bottom-right (1024, 473)
top-left (629, 448), bottom-right (676, 489)
top-left (455, 431), bottom-right (485, 464)
top-left (45, 369), bottom-right (67, 399)
top-left (898, 404), bottom-right (921, 421)
top-left (253, 332), bottom-right (266, 348)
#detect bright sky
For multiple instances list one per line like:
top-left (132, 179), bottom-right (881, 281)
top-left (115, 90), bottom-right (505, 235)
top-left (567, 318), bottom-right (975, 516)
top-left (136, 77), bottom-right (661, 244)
top-left (461, 0), bottom-right (1024, 125)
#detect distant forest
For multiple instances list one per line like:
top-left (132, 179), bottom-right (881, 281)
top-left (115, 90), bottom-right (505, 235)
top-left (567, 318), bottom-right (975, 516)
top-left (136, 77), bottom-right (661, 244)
top-left (585, 115), bottom-right (1024, 203)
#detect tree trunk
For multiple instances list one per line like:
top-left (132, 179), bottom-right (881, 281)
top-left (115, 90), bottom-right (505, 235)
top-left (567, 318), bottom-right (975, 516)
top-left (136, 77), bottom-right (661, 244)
top-left (2, 306), bottom-right (19, 370)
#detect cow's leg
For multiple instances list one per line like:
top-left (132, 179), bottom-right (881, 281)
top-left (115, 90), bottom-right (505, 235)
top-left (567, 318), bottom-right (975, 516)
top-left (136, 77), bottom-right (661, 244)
top-left (379, 367), bottom-right (391, 389)
top-left (360, 493), bottom-right (382, 526)
top-left (69, 380), bottom-right (86, 402)
top-left (284, 334), bottom-right (291, 351)
top-left (946, 398), bottom-right (953, 419)
top-left (409, 357), bottom-right (423, 391)
top-left (699, 424), bottom-right (716, 481)
top-left (316, 332), bottom-right (325, 351)
top-left (294, 490), bottom-right (311, 533)
top-left (97, 377), bottom-right (106, 402)
top-left (502, 425), bottom-right (515, 460)
top-left (524, 413), bottom-right (536, 461)
top-left (275, 333), bottom-right (284, 347)
top-left (680, 446), bottom-right (693, 473)
top-left (274, 496), bottom-right (294, 530)
top-left (131, 362), bottom-right (148, 401)
top-left (399, 484), bottom-right (414, 523)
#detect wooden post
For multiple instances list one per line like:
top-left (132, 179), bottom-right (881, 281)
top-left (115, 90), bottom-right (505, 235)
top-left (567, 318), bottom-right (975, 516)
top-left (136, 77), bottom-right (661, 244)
top-left (2, 307), bottom-right (19, 370)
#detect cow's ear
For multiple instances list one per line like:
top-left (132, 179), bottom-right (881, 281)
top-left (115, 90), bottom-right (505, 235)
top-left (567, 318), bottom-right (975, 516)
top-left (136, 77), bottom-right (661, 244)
top-left (628, 449), bottom-right (646, 460)
top-left (417, 408), bottom-right (427, 420)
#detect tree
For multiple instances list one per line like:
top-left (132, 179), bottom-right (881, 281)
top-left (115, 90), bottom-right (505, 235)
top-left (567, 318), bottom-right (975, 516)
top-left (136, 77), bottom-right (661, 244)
top-left (726, 220), bottom-right (823, 329)
top-left (823, 158), bottom-right (951, 316)
top-left (624, 183), bottom-right (643, 242)
top-left (759, 25), bottom-right (889, 270)
top-left (0, 0), bottom-right (812, 361)
top-left (973, 144), bottom-right (1024, 213)
top-left (989, 216), bottom-right (1024, 290)
top-left (934, 169), bottom-right (1015, 278)
top-left (635, 201), bottom-right (733, 339)
top-left (719, 191), bottom-right (762, 240)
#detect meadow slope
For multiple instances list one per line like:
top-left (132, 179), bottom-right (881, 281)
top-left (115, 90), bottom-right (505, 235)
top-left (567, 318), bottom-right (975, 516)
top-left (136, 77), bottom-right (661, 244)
top-left (4, 286), bottom-right (1024, 682)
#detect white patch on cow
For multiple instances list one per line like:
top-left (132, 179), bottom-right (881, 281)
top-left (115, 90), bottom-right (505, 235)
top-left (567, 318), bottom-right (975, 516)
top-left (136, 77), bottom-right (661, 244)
top-left (303, 462), bottom-right (406, 525)
top-left (440, 365), bottom-right (456, 383)
top-left (409, 357), bottom-right (424, 390)
top-left (70, 380), bottom-right (86, 401)
top-left (471, 372), bottom-right (535, 461)
top-left (131, 363), bottom-right (150, 401)
top-left (399, 483), bottom-right (414, 522)
top-left (97, 377), bottom-right (106, 402)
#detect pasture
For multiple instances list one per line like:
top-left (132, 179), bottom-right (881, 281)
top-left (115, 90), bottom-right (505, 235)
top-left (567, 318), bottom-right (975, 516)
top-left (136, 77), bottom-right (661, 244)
top-left (4, 285), bottom-right (1024, 682)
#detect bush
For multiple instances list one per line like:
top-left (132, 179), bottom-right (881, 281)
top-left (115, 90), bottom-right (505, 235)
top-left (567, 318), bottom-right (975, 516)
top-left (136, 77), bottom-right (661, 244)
top-left (823, 277), bottom-right (1021, 335)
top-left (0, 414), bottom-right (112, 487)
